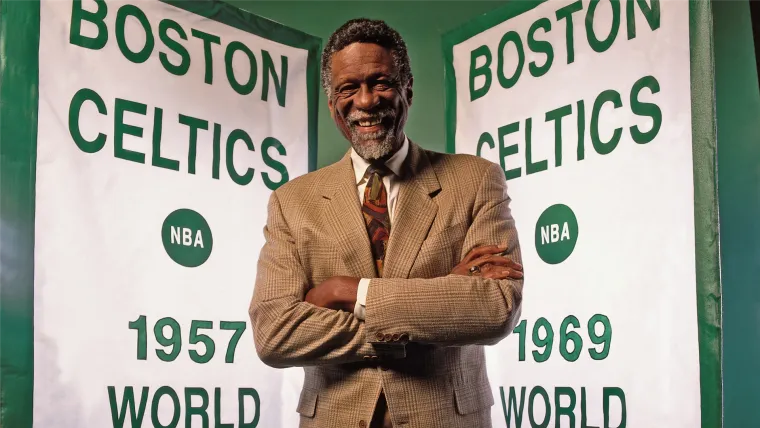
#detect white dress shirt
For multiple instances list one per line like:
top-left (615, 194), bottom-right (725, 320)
top-left (351, 136), bottom-right (410, 321)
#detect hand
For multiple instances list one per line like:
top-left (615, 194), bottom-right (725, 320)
top-left (451, 244), bottom-right (523, 280)
top-left (305, 276), bottom-right (359, 311)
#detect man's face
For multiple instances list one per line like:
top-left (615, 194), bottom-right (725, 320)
top-left (328, 43), bottom-right (412, 161)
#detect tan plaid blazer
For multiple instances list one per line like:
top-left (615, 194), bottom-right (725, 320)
top-left (250, 141), bottom-right (523, 428)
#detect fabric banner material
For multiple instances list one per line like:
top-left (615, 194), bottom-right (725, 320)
top-left (1, 0), bottom-right (320, 426)
top-left (442, 1), bottom-right (721, 427)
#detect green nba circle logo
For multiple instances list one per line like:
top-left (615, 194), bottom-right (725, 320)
top-left (535, 204), bottom-right (578, 265)
top-left (161, 209), bottom-right (213, 267)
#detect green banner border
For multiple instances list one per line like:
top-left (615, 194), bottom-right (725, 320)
top-left (689, 2), bottom-right (723, 427)
top-left (0, 0), bottom-right (40, 426)
top-left (441, 1), bottom-right (722, 426)
top-left (0, 1), bottom-right (321, 426)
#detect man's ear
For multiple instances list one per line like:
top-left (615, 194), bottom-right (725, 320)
top-left (328, 96), bottom-right (335, 119)
top-left (405, 77), bottom-right (414, 107)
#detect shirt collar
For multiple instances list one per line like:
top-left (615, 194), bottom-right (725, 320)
top-left (351, 135), bottom-right (410, 184)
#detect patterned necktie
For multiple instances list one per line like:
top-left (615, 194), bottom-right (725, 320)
top-left (362, 164), bottom-right (391, 277)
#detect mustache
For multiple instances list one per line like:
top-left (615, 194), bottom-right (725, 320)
top-left (346, 108), bottom-right (396, 126)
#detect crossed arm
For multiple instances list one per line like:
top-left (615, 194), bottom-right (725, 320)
top-left (249, 163), bottom-right (524, 368)
top-left (304, 245), bottom-right (522, 312)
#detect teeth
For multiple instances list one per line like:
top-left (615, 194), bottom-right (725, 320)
top-left (358, 119), bottom-right (381, 126)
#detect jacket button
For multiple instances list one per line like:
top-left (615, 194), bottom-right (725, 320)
top-left (363, 355), bottom-right (371, 361)
top-left (399, 333), bottom-right (409, 342)
top-left (376, 332), bottom-right (385, 341)
top-left (384, 333), bottom-right (393, 342)
top-left (391, 333), bottom-right (400, 342)
top-left (359, 420), bottom-right (367, 428)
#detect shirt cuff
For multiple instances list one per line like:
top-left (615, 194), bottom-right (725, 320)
top-left (353, 278), bottom-right (371, 320)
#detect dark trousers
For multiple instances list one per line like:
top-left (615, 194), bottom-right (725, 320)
top-left (369, 391), bottom-right (393, 428)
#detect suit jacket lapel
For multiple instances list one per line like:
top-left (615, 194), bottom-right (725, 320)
top-left (321, 151), bottom-right (378, 279)
top-left (383, 142), bottom-right (441, 279)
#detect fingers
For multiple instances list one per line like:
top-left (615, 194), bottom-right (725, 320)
top-left (462, 244), bottom-right (508, 264)
top-left (480, 264), bottom-right (523, 280)
top-left (469, 254), bottom-right (523, 271)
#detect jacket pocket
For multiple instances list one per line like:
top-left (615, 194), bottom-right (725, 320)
top-left (453, 383), bottom-right (494, 415)
top-left (296, 388), bottom-right (318, 418)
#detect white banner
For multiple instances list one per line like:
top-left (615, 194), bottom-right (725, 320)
top-left (34, 0), bottom-right (318, 426)
top-left (445, 1), bottom-right (701, 426)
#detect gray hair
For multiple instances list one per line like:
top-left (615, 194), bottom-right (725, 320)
top-left (320, 18), bottom-right (412, 97)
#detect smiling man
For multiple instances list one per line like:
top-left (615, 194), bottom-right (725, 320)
top-left (249, 19), bottom-right (524, 428)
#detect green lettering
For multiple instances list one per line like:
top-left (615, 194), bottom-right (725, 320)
top-left (577, 99), bottom-right (586, 161)
top-left (191, 29), bottom-right (221, 84)
top-left (498, 122), bottom-right (521, 180)
top-left (476, 131), bottom-right (495, 158)
top-left (525, 118), bottom-right (547, 175)
top-left (225, 41), bottom-right (257, 95)
top-left (226, 129), bottom-right (255, 186)
top-left (626, 0), bottom-right (660, 40)
top-left (586, 0), bottom-right (621, 53)
top-left (108, 386), bottom-right (149, 428)
top-left (262, 50), bottom-right (288, 107)
top-left (629, 75), bottom-right (661, 144)
top-left (500, 386), bottom-right (526, 428)
top-left (152, 107), bottom-right (179, 171)
top-left (114, 98), bottom-right (147, 164)
top-left (528, 386), bottom-right (550, 428)
top-left (69, 88), bottom-right (107, 153)
top-left (546, 104), bottom-right (572, 167)
top-left (151, 386), bottom-right (180, 428)
top-left (497, 31), bottom-right (524, 89)
top-left (555, 387), bottom-right (576, 428)
top-left (555, 1), bottom-right (583, 64)
top-left (470, 45), bottom-right (492, 101)
top-left (239, 388), bottom-right (260, 428)
top-left (185, 387), bottom-right (210, 428)
top-left (513, 320), bottom-right (527, 361)
top-left (212, 123), bottom-right (222, 180)
top-left (70, 0), bottom-right (108, 50)
top-left (115, 4), bottom-right (154, 64)
top-left (179, 114), bottom-right (209, 175)
top-left (603, 387), bottom-right (626, 428)
top-left (215, 388), bottom-right (234, 428)
top-left (581, 387), bottom-right (601, 428)
top-left (591, 90), bottom-right (623, 155)
top-left (528, 18), bottom-right (553, 78)
top-left (159, 19), bottom-right (191, 76)
top-left (261, 137), bottom-right (289, 190)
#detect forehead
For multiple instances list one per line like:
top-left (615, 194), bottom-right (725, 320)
top-left (330, 43), bottom-right (395, 83)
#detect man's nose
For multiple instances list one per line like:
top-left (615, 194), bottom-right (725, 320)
top-left (353, 85), bottom-right (379, 110)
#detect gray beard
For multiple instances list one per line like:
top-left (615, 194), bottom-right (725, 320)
top-left (350, 128), bottom-right (397, 161)
top-left (347, 109), bottom-right (398, 161)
